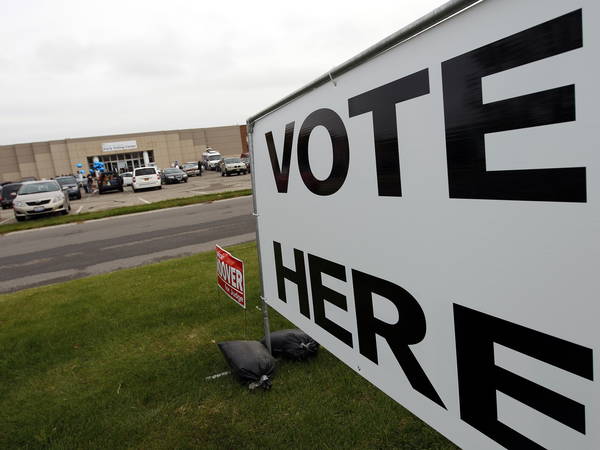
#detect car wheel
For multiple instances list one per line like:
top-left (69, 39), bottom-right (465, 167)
top-left (15, 215), bottom-right (25, 222)
top-left (158, 185), bottom-right (162, 190)
top-left (184, 179), bottom-right (188, 183)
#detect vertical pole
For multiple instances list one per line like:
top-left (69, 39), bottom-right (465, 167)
top-left (260, 297), bottom-right (271, 354)
top-left (247, 120), bottom-right (272, 354)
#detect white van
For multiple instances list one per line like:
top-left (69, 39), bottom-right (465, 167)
top-left (132, 167), bottom-right (161, 192)
top-left (201, 149), bottom-right (222, 171)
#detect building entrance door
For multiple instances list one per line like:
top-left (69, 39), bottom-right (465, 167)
top-left (88, 150), bottom-right (154, 173)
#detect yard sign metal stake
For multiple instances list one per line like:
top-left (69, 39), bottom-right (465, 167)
top-left (247, 121), bottom-right (272, 354)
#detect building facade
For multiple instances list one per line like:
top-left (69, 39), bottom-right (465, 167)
top-left (0, 125), bottom-right (248, 182)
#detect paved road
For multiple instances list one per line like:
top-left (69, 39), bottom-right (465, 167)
top-left (0, 196), bottom-right (255, 293)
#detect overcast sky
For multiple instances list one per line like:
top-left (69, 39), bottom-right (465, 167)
top-left (1, 0), bottom-right (445, 145)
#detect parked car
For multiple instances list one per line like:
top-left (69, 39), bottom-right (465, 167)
top-left (220, 157), bottom-right (248, 176)
top-left (13, 180), bottom-right (70, 221)
top-left (181, 162), bottom-right (200, 177)
top-left (161, 168), bottom-right (188, 184)
top-left (241, 155), bottom-right (251, 173)
top-left (55, 175), bottom-right (82, 200)
top-left (147, 163), bottom-right (161, 174)
top-left (1, 183), bottom-right (22, 209)
top-left (97, 171), bottom-right (124, 195)
top-left (121, 172), bottom-right (133, 187)
top-left (132, 167), bottom-right (161, 192)
top-left (202, 149), bottom-right (223, 171)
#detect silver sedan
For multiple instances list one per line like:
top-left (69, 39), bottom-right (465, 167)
top-left (13, 180), bottom-right (71, 222)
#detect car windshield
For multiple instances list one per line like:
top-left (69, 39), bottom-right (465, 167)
top-left (163, 168), bottom-right (181, 174)
top-left (225, 158), bottom-right (241, 163)
top-left (135, 168), bottom-right (156, 175)
top-left (182, 164), bottom-right (196, 169)
top-left (55, 176), bottom-right (77, 185)
top-left (122, 173), bottom-right (132, 177)
top-left (18, 182), bottom-right (60, 195)
top-left (208, 155), bottom-right (221, 161)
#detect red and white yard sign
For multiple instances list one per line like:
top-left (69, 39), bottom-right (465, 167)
top-left (216, 245), bottom-right (246, 308)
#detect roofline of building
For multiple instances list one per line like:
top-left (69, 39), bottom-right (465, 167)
top-left (0, 123), bottom-right (246, 148)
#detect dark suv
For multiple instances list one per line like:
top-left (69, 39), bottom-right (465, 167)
top-left (55, 175), bottom-right (82, 200)
top-left (98, 172), bottom-right (124, 194)
top-left (1, 183), bottom-right (22, 209)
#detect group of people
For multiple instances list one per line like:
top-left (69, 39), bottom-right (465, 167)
top-left (75, 172), bottom-right (95, 193)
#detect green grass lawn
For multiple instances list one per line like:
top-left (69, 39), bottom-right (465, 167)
top-left (0, 189), bottom-right (252, 235)
top-left (0, 242), bottom-right (458, 449)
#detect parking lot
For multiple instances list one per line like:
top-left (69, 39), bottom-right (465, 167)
top-left (0, 170), bottom-right (252, 225)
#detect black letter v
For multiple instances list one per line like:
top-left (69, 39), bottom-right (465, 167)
top-left (265, 122), bottom-right (295, 193)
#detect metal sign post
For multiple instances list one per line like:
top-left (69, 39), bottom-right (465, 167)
top-left (247, 122), bottom-right (272, 354)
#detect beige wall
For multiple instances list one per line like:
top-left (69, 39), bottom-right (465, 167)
top-left (0, 125), bottom-right (247, 182)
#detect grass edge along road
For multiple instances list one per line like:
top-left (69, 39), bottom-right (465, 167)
top-left (0, 188), bottom-right (252, 235)
top-left (0, 242), bottom-right (458, 449)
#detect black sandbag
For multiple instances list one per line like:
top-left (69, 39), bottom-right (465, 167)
top-left (217, 340), bottom-right (275, 389)
top-left (262, 329), bottom-right (319, 360)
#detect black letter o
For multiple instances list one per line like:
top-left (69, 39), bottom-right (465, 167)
top-left (297, 108), bottom-right (349, 196)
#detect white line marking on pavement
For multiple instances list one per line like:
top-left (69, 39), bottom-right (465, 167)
top-left (77, 232), bottom-right (256, 281)
top-left (76, 206), bottom-right (83, 214)
top-left (102, 226), bottom-right (211, 251)
top-left (0, 218), bottom-right (10, 225)
top-left (138, 197), bottom-right (150, 204)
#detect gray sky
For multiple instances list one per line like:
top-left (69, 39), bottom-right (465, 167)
top-left (1, 0), bottom-right (444, 145)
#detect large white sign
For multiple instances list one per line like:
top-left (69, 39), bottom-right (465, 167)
top-left (250, 1), bottom-right (598, 449)
top-left (102, 140), bottom-right (137, 152)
